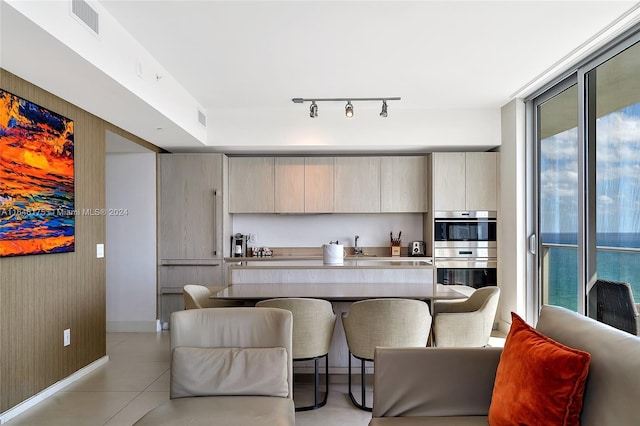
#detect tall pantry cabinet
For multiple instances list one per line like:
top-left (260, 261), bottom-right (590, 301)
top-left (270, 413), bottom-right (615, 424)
top-left (157, 153), bottom-right (226, 325)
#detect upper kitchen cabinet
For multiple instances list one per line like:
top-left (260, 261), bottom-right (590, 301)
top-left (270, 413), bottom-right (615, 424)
top-left (431, 152), bottom-right (497, 211)
top-left (158, 153), bottom-right (223, 259)
top-left (334, 157), bottom-right (381, 213)
top-left (465, 152), bottom-right (498, 211)
top-left (380, 156), bottom-right (427, 212)
top-left (431, 152), bottom-right (466, 211)
top-left (305, 157), bottom-right (334, 213)
top-left (275, 157), bottom-right (304, 213)
top-left (229, 157), bottom-right (275, 213)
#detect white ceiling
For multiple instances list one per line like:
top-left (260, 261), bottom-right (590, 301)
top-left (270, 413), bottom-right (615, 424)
top-left (2, 1), bottom-right (640, 153)
top-left (100, 1), bottom-right (636, 110)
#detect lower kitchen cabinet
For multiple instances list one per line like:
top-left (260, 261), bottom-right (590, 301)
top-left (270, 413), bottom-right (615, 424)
top-left (157, 263), bottom-right (224, 324)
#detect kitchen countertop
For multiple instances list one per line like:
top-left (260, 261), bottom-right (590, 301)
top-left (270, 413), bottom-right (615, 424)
top-left (225, 257), bottom-right (432, 268)
top-left (213, 283), bottom-right (463, 301)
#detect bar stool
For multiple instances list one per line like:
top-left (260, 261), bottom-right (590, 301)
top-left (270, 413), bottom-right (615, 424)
top-left (342, 298), bottom-right (431, 411)
top-left (256, 298), bottom-right (337, 411)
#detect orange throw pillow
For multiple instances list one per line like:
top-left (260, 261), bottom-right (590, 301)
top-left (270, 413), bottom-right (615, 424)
top-left (488, 312), bottom-right (590, 426)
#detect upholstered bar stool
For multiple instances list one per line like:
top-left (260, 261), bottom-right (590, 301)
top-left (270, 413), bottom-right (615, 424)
top-left (432, 286), bottom-right (500, 347)
top-left (183, 284), bottom-right (248, 309)
top-left (256, 298), bottom-right (336, 411)
top-left (342, 298), bottom-right (431, 411)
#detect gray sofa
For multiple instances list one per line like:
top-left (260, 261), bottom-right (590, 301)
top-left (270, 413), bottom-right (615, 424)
top-left (370, 304), bottom-right (640, 426)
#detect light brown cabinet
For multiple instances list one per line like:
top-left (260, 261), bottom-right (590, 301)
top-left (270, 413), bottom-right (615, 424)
top-left (158, 154), bottom-right (223, 259)
top-left (157, 153), bottom-right (225, 323)
top-left (465, 152), bottom-right (498, 211)
top-left (334, 157), bottom-right (381, 213)
top-left (230, 157), bottom-right (335, 214)
top-left (228, 157), bottom-right (275, 213)
top-left (275, 157), bottom-right (304, 213)
top-left (305, 157), bottom-right (335, 213)
top-left (230, 155), bottom-right (429, 214)
top-left (381, 156), bottom-right (427, 212)
top-left (431, 152), bottom-right (497, 212)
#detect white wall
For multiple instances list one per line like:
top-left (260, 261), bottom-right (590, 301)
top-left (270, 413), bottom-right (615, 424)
top-left (209, 107), bottom-right (501, 152)
top-left (498, 99), bottom-right (527, 332)
top-left (233, 213), bottom-right (423, 250)
top-left (106, 152), bottom-right (157, 332)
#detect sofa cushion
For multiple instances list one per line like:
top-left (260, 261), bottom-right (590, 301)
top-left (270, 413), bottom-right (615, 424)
top-left (134, 395), bottom-right (295, 426)
top-left (536, 304), bottom-right (640, 426)
top-left (171, 347), bottom-right (289, 398)
top-left (369, 417), bottom-right (489, 425)
top-left (488, 312), bottom-right (590, 426)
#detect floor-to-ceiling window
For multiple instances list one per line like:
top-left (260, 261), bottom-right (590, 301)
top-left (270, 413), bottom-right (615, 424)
top-left (538, 85), bottom-right (580, 311)
top-left (592, 41), bottom-right (640, 299)
top-left (532, 28), bottom-right (640, 316)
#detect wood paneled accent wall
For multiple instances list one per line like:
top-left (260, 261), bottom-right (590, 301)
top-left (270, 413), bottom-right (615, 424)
top-left (0, 69), bottom-right (151, 413)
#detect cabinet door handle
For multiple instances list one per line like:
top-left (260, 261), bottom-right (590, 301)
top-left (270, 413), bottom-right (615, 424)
top-left (213, 189), bottom-right (218, 256)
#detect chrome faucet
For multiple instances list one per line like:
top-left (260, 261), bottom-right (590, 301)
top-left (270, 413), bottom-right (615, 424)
top-left (354, 235), bottom-right (363, 255)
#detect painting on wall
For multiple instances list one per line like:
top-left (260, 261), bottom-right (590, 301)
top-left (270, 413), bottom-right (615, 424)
top-left (0, 89), bottom-right (75, 257)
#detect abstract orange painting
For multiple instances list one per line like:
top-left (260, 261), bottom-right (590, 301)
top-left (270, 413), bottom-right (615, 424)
top-left (0, 89), bottom-right (74, 256)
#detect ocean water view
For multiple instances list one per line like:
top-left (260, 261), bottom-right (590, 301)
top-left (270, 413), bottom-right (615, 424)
top-left (542, 233), bottom-right (640, 311)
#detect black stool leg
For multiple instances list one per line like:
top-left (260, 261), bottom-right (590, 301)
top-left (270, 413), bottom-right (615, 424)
top-left (361, 358), bottom-right (366, 408)
top-left (347, 351), bottom-right (372, 412)
top-left (295, 354), bottom-right (330, 411)
top-left (314, 356), bottom-right (319, 407)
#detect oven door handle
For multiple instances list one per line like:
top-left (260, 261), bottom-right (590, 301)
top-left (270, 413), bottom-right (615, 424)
top-left (435, 259), bottom-right (498, 268)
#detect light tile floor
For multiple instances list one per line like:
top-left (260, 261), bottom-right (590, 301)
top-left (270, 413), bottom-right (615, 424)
top-left (6, 331), bottom-right (506, 426)
top-left (5, 332), bottom-right (373, 426)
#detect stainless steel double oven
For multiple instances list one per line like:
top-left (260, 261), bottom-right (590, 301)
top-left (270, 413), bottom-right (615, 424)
top-left (433, 211), bottom-right (497, 288)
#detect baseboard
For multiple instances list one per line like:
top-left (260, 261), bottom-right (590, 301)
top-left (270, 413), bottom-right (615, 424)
top-left (106, 320), bottom-right (160, 332)
top-left (0, 355), bottom-right (109, 424)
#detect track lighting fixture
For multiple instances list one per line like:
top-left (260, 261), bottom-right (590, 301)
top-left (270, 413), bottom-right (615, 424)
top-left (292, 97), bottom-right (400, 118)
top-left (380, 100), bottom-right (388, 117)
top-left (345, 101), bottom-right (354, 118)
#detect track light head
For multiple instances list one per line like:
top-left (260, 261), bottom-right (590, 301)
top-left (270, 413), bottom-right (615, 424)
top-left (310, 101), bottom-right (318, 118)
top-left (380, 100), bottom-right (388, 117)
top-left (345, 101), bottom-right (354, 118)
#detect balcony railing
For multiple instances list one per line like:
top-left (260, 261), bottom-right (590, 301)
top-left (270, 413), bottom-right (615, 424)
top-left (541, 242), bottom-right (640, 311)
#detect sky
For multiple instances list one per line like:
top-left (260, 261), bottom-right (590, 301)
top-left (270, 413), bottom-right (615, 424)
top-left (540, 102), bottom-right (640, 237)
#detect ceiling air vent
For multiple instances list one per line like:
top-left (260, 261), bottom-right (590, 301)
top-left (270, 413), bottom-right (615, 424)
top-left (71, 0), bottom-right (99, 35)
top-left (198, 110), bottom-right (207, 127)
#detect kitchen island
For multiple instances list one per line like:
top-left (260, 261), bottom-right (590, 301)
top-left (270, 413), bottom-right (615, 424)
top-left (226, 257), bottom-right (433, 285)
top-left (217, 258), bottom-right (463, 373)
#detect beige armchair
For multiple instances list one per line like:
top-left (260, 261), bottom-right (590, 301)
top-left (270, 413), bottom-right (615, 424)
top-left (432, 286), bottom-right (500, 347)
top-left (342, 298), bottom-right (432, 411)
top-left (183, 284), bottom-right (247, 309)
top-left (134, 307), bottom-right (295, 426)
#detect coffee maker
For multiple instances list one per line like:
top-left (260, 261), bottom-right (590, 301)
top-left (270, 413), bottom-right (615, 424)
top-left (231, 233), bottom-right (248, 257)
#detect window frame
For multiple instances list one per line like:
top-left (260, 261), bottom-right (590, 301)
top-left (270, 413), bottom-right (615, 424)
top-left (527, 25), bottom-right (640, 320)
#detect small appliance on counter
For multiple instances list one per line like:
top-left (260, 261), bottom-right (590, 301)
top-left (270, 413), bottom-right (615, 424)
top-left (323, 241), bottom-right (346, 265)
top-left (409, 241), bottom-right (426, 257)
top-left (231, 233), bottom-right (248, 257)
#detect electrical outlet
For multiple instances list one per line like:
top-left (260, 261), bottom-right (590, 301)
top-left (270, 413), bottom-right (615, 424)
top-left (249, 233), bottom-right (257, 244)
top-left (64, 329), bottom-right (71, 347)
